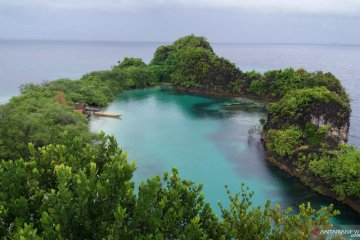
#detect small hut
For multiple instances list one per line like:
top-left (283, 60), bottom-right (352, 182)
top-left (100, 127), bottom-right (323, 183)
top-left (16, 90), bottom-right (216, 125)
top-left (74, 103), bottom-right (85, 114)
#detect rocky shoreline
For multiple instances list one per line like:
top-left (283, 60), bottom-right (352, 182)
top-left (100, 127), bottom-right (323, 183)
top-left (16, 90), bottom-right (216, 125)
top-left (174, 85), bottom-right (272, 103)
top-left (263, 147), bottom-right (360, 214)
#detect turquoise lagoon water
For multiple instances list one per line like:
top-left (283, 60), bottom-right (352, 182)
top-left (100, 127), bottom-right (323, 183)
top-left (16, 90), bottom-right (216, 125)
top-left (90, 86), bottom-right (359, 224)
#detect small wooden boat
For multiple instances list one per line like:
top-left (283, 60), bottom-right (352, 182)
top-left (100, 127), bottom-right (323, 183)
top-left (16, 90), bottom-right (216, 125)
top-left (93, 112), bottom-right (121, 118)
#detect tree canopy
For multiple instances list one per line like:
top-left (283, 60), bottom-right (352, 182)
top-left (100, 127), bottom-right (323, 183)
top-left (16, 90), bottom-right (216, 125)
top-left (0, 135), bottom-right (340, 239)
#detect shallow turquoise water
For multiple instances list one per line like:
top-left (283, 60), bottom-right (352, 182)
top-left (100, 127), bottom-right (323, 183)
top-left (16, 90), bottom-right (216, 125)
top-left (90, 86), bottom-right (359, 224)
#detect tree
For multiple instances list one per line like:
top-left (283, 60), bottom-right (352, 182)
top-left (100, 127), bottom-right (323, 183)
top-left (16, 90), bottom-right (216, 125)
top-left (310, 144), bottom-right (360, 199)
top-left (55, 91), bottom-right (66, 105)
top-left (0, 90), bottom-right (91, 160)
top-left (220, 185), bottom-right (339, 240)
top-left (0, 134), bottom-right (340, 239)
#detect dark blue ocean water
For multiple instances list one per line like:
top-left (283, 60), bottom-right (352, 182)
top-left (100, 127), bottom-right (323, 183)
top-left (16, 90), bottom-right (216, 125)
top-left (1, 40), bottom-right (359, 224)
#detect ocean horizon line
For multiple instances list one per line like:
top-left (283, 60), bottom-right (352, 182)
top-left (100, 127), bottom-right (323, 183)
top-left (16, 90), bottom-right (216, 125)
top-left (0, 38), bottom-right (359, 48)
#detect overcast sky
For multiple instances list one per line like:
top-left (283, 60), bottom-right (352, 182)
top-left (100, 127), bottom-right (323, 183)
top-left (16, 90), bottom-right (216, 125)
top-left (0, 0), bottom-right (359, 44)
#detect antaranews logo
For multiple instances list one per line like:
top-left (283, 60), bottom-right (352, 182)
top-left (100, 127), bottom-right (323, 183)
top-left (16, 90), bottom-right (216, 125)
top-left (310, 225), bottom-right (360, 239)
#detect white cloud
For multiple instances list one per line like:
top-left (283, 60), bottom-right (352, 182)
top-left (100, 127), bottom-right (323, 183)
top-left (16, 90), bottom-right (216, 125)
top-left (3, 0), bottom-right (360, 15)
top-left (185, 0), bottom-right (360, 14)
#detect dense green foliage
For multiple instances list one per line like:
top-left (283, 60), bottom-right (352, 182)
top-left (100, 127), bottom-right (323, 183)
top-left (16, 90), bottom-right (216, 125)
top-left (266, 87), bottom-right (350, 130)
top-left (151, 35), bottom-right (214, 82)
top-left (0, 88), bottom-right (91, 160)
top-left (246, 68), bottom-right (349, 101)
top-left (43, 57), bottom-right (159, 107)
top-left (219, 186), bottom-right (339, 240)
top-left (0, 135), bottom-right (339, 239)
top-left (266, 126), bottom-right (303, 157)
top-left (304, 123), bottom-right (330, 147)
top-left (266, 124), bottom-right (332, 157)
top-left (170, 48), bottom-right (242, 91)
top-left (113, 57), bottom-right (158, 88)
top-left (151, 35), bottom-right (243, 91)
top-left (310, 144), bottom-right (360, 199)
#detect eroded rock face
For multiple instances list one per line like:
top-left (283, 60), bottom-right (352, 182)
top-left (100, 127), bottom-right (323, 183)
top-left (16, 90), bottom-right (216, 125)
top-left (310, 115), bottom-right (349, 143)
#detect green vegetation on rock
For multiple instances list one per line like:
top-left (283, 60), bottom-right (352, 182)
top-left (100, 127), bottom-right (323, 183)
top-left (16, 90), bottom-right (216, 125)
top-left (266, 126), bottom-right (303, 157)
top-left (150, 35), bottom-right (349, 104)
top-left (150, 35), bottom-right (243, 91)
top-left (266, 87), bottom-right (350, 131)
top-left (246, 68), bottom-right (349, 101)
top-left (310, 144), bottom-right (360, 199)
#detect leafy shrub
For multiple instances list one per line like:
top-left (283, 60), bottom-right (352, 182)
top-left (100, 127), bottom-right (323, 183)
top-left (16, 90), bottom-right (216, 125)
top-left (220, 185), bottom-right (339, 239)
top-left (267, 126), bottom-right (303, 157)
top-left (304, 123), bottom-right (330, 147)
top-left (0, 135), bottom-right (340, 239)
top-left (247, 68), bottom-right (349, 102)
top-left (309, 144), bottom-right (360, 199)
top-left (116, 57), bottom-right (147, 69)
top-left (249, 68), bottom-right (301, 99)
